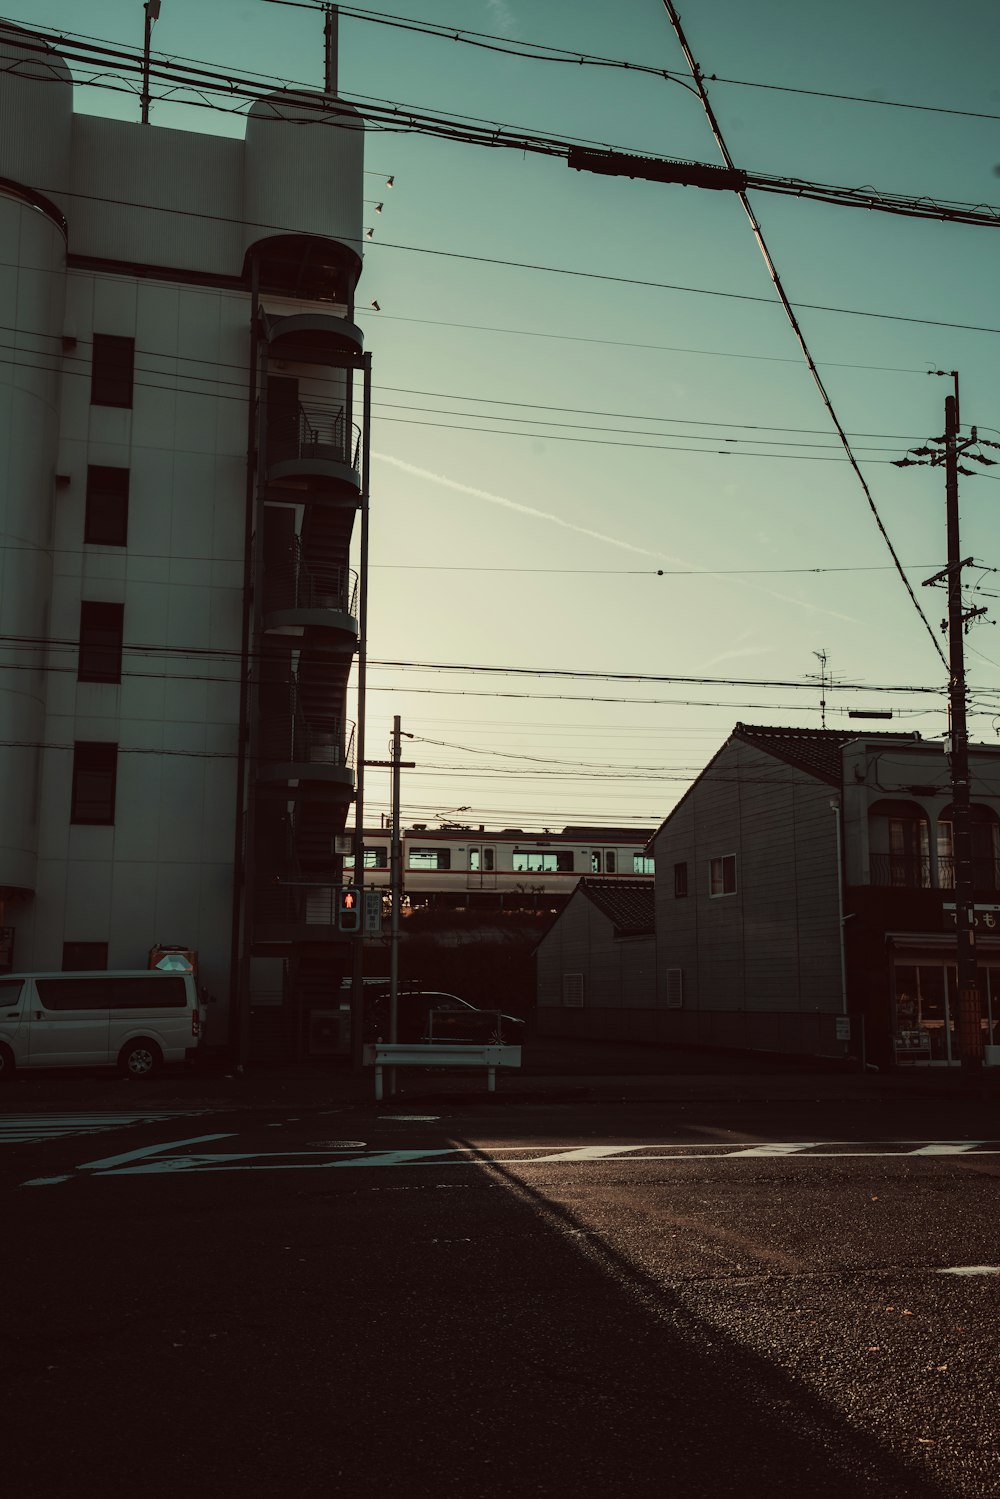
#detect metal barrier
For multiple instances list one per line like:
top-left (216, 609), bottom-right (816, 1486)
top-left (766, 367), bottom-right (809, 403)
top-left (362, 1042), bottom-right (523, 1101)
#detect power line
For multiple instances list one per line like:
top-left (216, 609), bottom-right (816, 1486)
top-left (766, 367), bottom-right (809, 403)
top-left (269, 2), bottom-right (1000, 128)
top-left (659, 2), bottom-right (947, 673)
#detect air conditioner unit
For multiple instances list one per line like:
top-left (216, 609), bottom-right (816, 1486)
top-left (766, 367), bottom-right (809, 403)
top-left (309, 1007), bottom-right (350, 1056)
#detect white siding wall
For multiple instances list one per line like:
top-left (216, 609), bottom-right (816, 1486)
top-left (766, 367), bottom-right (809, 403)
top-left (653, 738), bottom-right (844, 1054)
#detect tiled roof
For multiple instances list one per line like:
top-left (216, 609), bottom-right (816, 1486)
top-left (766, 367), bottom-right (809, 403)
top-left (732, 723), bottom-right (919, 786)
top-left (578, 878), bottom-right (655, 936)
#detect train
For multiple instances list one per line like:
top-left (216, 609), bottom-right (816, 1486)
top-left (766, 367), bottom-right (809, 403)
top-left (346, 824), bottom-right (655, 908)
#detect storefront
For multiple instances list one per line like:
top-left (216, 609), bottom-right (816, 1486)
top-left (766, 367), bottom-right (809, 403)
top-left (889, 933), bottom-right (1000, 1065)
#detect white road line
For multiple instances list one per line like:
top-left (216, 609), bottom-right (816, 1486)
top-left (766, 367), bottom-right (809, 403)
top-left (721, 1143), bottom-right (817, 1158)
top-left (0, 1110), bottom-right (208, 1145)
top-left (909, 1142), bottom-right (985, 1155)
top-left (529, 1146), bottom-right (642, 1162)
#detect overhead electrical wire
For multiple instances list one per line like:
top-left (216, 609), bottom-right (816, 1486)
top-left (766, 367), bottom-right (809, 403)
top-left (6, 23), bottom-right (1000, 232)
top-left (658, 1), bottom-right (947, 673)
top-left (263, 1), bottom-right (1000, 127)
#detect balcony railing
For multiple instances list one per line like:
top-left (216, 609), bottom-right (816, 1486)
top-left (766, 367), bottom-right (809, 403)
top-left (259, 690), bottom-right (356, 771)
top-left (255, 879), bottom-right (344, 927)
top-left (869, 853), bottom-right (932, 888)
top-left (936, 856), bottom-right (1000, 892)
top-left (262, 543), bottom-right (358, 618)
top-left (267, 399), bottom-right (362, 471)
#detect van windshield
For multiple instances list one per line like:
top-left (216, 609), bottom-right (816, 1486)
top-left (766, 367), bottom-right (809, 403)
top-left (0, 979), bottom-right (24, 1006)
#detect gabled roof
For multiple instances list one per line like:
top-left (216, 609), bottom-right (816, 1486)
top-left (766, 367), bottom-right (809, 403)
top-left (732, 723), bottom-right (919, 786)
top-left (577, 878), bottom-right (654, 936)
top-left (648, 722), bottom-right (924, 847)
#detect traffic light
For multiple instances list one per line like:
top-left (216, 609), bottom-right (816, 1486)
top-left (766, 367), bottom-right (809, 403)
top-left (338, 886), bottom-right (360, 932)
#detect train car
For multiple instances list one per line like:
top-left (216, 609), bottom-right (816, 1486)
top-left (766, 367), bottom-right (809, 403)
top-left (347, 824), bottom-right (655, 909)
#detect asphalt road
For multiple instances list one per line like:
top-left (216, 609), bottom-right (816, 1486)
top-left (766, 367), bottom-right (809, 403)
top-left (4, 1088), bottom-right (999, 1498)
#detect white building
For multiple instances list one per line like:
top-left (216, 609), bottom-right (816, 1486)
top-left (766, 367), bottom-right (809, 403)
top-left (0, 23), bottom-right (369, 1059)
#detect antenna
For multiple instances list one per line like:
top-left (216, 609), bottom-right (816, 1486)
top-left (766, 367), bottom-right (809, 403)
top-left (324, 3), bottom-right (338, 94)
top-left (812, 649), bottom-right (830, 729)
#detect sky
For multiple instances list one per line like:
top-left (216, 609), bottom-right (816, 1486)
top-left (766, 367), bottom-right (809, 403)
top-left (7, 0), bottom-right (1000, 832)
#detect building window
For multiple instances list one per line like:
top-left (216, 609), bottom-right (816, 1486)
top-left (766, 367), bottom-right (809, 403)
top-left (563, 972), bottom-right (584, 1007)
top-left (408, 847), bottom-right (451, 870)
top-left (710, 854), bottom-right (737, 897)
top-left (62, 942), bottom-right (109, 972)
top-left (70, 742), bottom-right (118, 825)
top-left (91, 334), bottom-right (135, 408)
top-left (85, 466), bottom-right (130, 546)
top-left (674, 862), bottom-right (688, 898)
top-left (78, 601), bottom-right (124, 683)
top-left (633, 854), bottom-right (654, 875)
top-left (665, 968), bottom-right (684, 1008)
top-left (513, 849), bottom-right (574, 873)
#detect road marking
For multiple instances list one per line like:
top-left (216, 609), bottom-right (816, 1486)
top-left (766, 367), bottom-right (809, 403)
top-left (529, 1146), bottom-right (643, 1162)
top-left (936, 1265), bottom-right (1000, 1276)
top-left (0, 1111), bottom-right (209, 1145)
top-left (21, 1138), bottom-right (1000, 1185)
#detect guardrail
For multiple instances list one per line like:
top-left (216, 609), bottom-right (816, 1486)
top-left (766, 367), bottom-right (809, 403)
top-left (362, 1042), bottom-right (523, 1101)
top-left (267, 399), bottom-right (362, 470)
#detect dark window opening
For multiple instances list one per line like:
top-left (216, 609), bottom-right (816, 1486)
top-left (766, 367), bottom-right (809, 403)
top-left (61, 941), bottom-right (109, 972)
top-left (674, 862), bottom-right (688, 898)
top-left (91, 334), bottom-right (135, 408)
top-left (710, 854), bottom-right (737, 897)
top-left (78, 601), bottom-right (124, 683)
top-left (85, 466), bottom-right (130, 547)
top-left (70, 741), bottom-right (118, 825)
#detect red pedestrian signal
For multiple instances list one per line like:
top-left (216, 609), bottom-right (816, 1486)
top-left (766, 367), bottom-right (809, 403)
top-left (338, 886), bottom-right (360, 931)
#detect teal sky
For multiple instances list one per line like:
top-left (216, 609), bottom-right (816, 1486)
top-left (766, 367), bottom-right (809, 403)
top-left (7, 0), bottom-right (1000, 830)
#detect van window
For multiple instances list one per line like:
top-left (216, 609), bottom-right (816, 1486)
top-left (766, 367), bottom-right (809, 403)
top-left (0, 979), bottom-right (24, 1005)
top-left (36, 976), bottom-right (187, 1010)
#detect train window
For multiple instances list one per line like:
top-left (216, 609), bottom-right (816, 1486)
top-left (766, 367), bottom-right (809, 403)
top-left (633, 854), bottom-right (655, 875)
top-left (344, 846), bottom-right (388, 870)
top-left (605, 851), bottom-right (617, 874)
top-left (591, 852), bottom-right (601, 873)
top-left (513, 850), bottom-right (574, 873)
top-left (409, 847), bottom-right (452, 870)
top-left (469, 848), bottom-right (495, 872)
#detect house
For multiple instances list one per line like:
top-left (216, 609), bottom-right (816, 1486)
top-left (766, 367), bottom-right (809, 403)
top-left (651, 724), bottom-right (1000, 1068)
top-left (535, 879), bottom-right (655, 1036)
top-left (0, 23), bottom-right (369, 1061)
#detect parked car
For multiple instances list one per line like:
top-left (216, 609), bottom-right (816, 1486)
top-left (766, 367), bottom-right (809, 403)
top-left (364, 987), bottom-right (525, 1045)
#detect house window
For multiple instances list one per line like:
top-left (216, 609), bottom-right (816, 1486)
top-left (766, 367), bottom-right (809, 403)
top-left (633, 854), bottom-right (654, 875)
top-left (513, 849), bottom-right (574, 873)
top-left (665, 968), bottom-right (684, 1008)
top-left (78, 601), bottom-right (124, 683)
top-left (674, 862), bottom-right (688, 898)
top-left (562, 972), bottom-right (584, 1007)
top-left (70, 742), bottom-right (118, 825)
top-left (85, 466), bottom-right (130, 546)
top-left (408, 847), bottom-right (451, 870)
top-left (91, 334), bottom-right (135, 408)
top-left (605, 850), bottom-right (616, 875)
top-left (61, 942), bottom-right (109, 972)
top-left (710, 854), bottom-right (737, 897)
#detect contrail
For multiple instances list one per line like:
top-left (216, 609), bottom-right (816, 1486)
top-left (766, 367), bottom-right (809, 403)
top-left (372, 453), bottom-right (858, 623)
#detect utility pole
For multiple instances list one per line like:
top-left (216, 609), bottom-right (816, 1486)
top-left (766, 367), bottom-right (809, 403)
top-left (895, 375), bottom-right (997, 1074)
top-left (364, 717), bottom-right (414, 1094)
top-left (139, 0), bottom-right (161, 125)
top-left (323, 4), bottom-right (338, 94)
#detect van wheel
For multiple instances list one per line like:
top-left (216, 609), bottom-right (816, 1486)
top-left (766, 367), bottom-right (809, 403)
top-left (118, 1040), bottom-right (161, 1079)
top-left (0, 1043), bottom-right (14, 1081)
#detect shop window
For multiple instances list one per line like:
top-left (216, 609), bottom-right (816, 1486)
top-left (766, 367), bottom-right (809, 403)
top-left (91, 334), bottom-right (135, 408)
top-left (85, 466), bottom-right (130, 547)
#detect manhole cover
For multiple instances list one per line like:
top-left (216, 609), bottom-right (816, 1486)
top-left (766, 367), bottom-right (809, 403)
top-left (306, 1140), bottom-right (367, 1149)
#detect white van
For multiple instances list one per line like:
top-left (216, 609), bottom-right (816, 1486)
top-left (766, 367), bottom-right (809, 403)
top-left (0, 970), bottom-right (205, 1079)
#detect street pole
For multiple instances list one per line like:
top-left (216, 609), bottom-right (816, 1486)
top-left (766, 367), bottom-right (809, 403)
top-left (140, 0), bottom-right (160, 125)
top-left (943, 389), bottom-right (982, 1075)
top-left (389, 715), bottom-right (402, 1053)
top-left (323, 4), bottom-right (338, 95)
